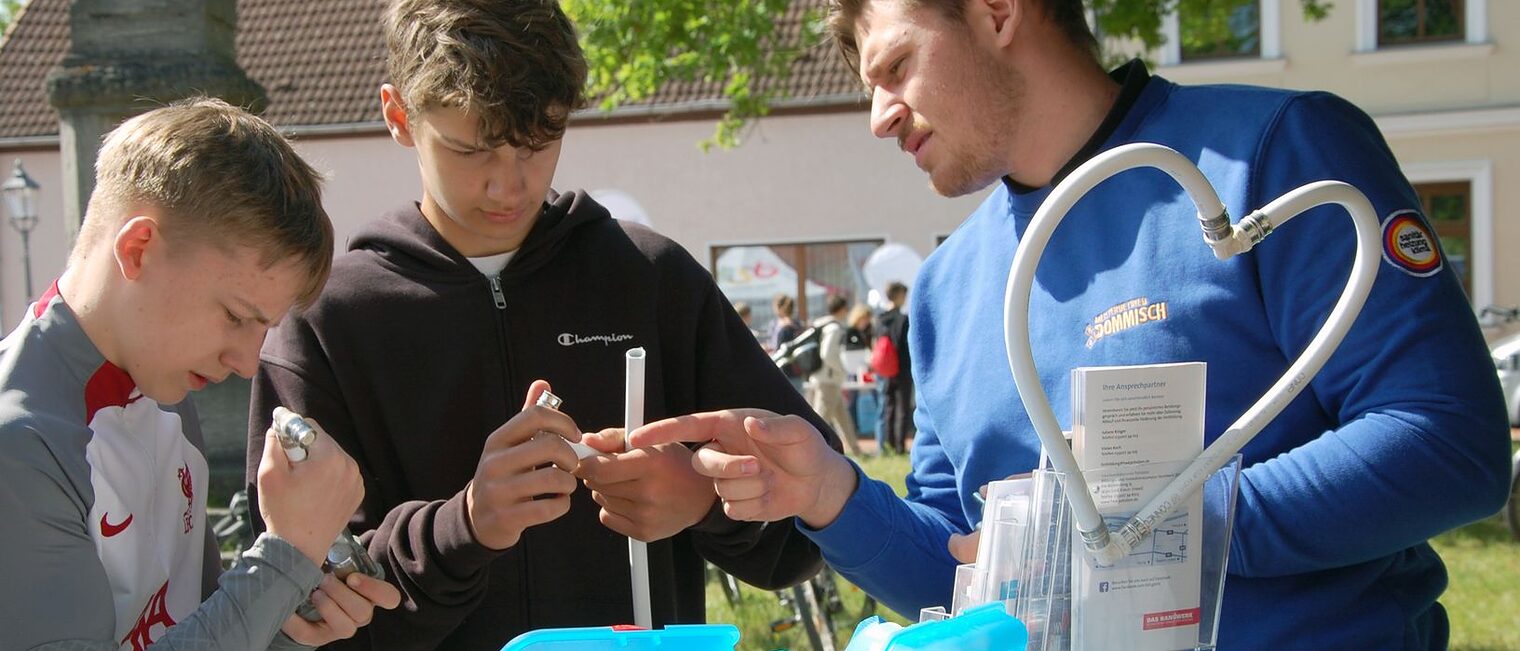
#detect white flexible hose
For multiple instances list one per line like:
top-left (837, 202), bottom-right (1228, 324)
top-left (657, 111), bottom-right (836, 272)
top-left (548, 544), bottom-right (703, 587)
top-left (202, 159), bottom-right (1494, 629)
top-left (1003, 143), bottom-right (1381, 564)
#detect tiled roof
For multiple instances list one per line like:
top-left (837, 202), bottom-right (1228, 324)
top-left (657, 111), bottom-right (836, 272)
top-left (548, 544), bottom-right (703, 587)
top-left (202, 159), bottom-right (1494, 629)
top-left (0, 0), bottom-right (67, 140)
top-left (0, 0), bottom-right (865, 141)
top-left (239, 0), bottom-right (391, 129)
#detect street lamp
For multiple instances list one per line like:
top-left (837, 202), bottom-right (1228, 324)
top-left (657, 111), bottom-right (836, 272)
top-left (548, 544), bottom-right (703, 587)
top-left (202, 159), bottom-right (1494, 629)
top-left (2, 159), bottom-right (40, 302)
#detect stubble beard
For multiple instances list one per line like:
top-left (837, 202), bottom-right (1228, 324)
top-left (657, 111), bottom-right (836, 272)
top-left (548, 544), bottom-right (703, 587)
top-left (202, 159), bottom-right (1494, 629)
top-left (926, 56), bottom-right (1023, 198)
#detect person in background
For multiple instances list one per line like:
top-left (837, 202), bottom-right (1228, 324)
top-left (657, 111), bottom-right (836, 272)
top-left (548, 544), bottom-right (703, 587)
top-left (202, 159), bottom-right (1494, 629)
top-left (768, 293), bottom-right (805, 392)
top-left (844, 303), bottom-right (877, 442)
top-left (734, 301), bottom-right (766, 346)
top-left (876, 281), bottom-right (913, 455)
top-left (811, 295), bottom-right (862, 455)
top-left (845, 303), bottom-right (874, 350)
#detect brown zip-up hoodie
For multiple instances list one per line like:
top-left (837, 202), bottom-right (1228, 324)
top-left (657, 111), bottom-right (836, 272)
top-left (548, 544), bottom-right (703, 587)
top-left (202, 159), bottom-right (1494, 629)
top-left (246, 191), bottom-right (836, 649)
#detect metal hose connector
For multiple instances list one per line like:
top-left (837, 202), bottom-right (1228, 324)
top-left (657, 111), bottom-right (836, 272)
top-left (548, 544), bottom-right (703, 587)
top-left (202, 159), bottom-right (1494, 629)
top-left (1236, 210), bottom-right (1275, 247)
top-left (1198, 208), bottom-right (1233, 245)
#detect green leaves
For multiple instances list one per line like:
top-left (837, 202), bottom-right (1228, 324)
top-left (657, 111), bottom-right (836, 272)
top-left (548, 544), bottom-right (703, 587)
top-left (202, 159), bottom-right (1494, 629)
top-left (567, 0), bottom-right (1333, 151)
top-left (0, 0), bottom-right (26, 40)
top-left (565, 0), bottom-right (802, 150)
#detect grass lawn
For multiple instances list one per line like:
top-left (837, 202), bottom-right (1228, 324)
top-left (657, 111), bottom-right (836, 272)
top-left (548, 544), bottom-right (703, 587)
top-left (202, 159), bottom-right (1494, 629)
top-left (1434, 514), bottom-right (1520, 650)
top-left (706, 452), bottom-right (914, 651)
top-left (710, 451), bottom-right (1520, 650)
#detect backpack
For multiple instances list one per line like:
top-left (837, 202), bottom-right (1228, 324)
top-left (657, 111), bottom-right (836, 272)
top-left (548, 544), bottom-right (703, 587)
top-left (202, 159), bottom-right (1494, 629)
top-left (771, 326), bottom-right (823, 378)
top-left (870, 334), bottom-right (900, 379)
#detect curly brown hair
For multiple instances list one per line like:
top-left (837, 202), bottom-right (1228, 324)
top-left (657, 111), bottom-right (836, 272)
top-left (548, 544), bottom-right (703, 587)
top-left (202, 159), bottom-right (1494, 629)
top-left (385, 0), bottom-right (588, 151)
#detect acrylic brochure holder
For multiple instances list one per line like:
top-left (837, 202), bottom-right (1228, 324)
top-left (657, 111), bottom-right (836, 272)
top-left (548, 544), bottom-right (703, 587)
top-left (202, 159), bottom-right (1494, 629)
top-left (844, 453), bottom-right (1240, 651)
top-left (987, 143), bottom-right (1379, 649)
top-left (992, 455), bottom-right (1243, 651)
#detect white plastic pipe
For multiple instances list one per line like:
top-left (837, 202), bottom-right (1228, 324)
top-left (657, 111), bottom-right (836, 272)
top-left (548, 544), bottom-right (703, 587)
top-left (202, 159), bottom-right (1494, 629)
top-left (1002, 143), bottom-right (1380, 564)
top-left (1114, 181), bottom-right (1380, 552)
top-left (624, 347), bottom-right (653, 628)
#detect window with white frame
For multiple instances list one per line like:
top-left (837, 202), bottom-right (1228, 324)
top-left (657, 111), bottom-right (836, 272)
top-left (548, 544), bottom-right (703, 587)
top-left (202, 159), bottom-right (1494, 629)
top-left (1160, 0), bottom-right (1281, 66)
top-left (1402, 160), bottom-right (1493, 309)
top-left (1356, 0), bottom-right (1486, 51)
top-left (1380, 0), bottom-right (1463, 45)
top-left (1413, 180), bottom-right (1472, 296)
top-left (1185, 0), bottom-right (1260, 61)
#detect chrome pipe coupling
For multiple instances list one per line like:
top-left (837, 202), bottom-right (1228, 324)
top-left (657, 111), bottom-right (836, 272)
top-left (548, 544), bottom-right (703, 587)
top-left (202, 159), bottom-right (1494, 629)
top-left (1237, 210), bottom-right (1275, 246)
top-left (1198, 208), bottom-right (1233, 245)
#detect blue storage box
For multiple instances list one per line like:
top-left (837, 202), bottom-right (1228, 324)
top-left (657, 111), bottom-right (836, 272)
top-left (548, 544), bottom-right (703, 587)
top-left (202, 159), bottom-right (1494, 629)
top-left (501, 624), bottom-right (740, 650)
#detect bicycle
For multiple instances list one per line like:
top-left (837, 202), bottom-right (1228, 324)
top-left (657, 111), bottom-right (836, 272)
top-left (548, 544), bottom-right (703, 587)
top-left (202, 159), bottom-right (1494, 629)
top-left (1508, 453), bottom-right (1520, 543)
top-left (706, 561), bottom-right (743, 607)
top-left (1481, 306), bottom-right (1520, 541)
top-left (210, 489), bottom-right (254, 569)
top-left (768, 565), bottom-right (879, 651)
top-left (707, 561), bottom-right (879, 651)
top-left (1481, 305), bottom-right (1520, 327)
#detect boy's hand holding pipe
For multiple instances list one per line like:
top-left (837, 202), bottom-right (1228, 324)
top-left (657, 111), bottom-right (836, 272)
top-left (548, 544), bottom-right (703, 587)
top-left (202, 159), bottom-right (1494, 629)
top-left (264, 409), bottom-right (402, 641)
top-left (465, 380), bottom-right (584, 550)
top-left (280, 573), bottom-right (401, 646)
top-left (577, 429), bottom-right (716, 542)
top-left (256, 416), bottom-right (366, 568)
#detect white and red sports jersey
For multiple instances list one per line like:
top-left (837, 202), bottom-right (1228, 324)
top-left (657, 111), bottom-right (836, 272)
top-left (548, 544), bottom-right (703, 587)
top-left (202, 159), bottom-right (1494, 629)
top-left (83, 359), bottom-right (210, 646)
top-left (0, 285), bottom-right (321, 650)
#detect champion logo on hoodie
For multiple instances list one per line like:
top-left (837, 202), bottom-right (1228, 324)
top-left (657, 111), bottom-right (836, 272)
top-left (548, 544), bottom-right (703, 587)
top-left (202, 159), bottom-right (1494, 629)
top-left (558, 332), bottom-right (635, 347)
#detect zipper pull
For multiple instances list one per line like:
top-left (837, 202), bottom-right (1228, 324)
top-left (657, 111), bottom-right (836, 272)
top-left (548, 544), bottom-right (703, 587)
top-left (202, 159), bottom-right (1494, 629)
top-left (489, 275), bottom-right (507, 310)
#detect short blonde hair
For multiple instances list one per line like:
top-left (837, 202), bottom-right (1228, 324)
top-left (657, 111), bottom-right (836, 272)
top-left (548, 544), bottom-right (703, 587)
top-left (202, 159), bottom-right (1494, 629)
top-left (848, 303), bottom-right (872, 329)
top-left (385, 0), bottom-right (587, 151)
top-left (76, 97), bottom-right (333, 307)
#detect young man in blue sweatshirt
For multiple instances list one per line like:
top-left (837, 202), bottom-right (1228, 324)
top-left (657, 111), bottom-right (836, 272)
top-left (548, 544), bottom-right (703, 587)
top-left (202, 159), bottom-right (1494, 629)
top-left (632, 0), bottom-right (1512, 648)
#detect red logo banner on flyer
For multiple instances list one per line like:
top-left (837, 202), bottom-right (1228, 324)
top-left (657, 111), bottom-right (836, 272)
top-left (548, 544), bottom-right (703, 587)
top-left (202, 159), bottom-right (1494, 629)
top-left (1142, 607), bottom-right (1200, 631)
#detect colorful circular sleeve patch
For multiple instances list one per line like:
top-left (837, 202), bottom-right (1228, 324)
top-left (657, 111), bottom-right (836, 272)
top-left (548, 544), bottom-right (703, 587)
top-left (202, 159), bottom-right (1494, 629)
top-left (1380, 209), bottom-right (1443, 277)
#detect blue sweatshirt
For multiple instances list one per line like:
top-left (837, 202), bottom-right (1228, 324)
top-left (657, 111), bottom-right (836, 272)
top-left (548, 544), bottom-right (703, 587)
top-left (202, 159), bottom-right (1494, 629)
top-left (804, 69), bottom-right (1510, 649)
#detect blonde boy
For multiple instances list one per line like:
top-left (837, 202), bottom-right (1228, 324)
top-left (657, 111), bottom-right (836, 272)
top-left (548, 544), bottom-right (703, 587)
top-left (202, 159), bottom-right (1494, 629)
top-left (0, 98), bottom-right (398, 649)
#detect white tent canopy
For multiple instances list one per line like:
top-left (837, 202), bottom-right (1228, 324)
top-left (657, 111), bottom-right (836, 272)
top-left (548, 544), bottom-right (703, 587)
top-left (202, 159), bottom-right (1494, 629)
top-left (714, 246), bottom-right (829, 314)
top-left (590, 188), bottom-right (653, 228)
top-left (861, 242), bottom-right (923, 311)
top-left (862, 242), bottom-right (922, 294)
